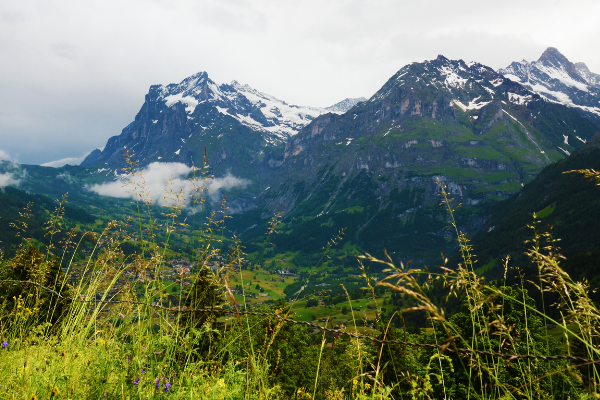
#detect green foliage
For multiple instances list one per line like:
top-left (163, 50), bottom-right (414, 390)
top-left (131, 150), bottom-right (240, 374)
top-left (0, 186), bottom-right (96, 254)
top-left (305, 298), bottom-right (318, 308)
top-left (473, 147), bottom-right (600, 281)
top-left (535, 201), bottom-right (556, 218)
top-left (0, 245), bottom-right (72, 331)
top-left (179, 266), bottom-right (224, 330)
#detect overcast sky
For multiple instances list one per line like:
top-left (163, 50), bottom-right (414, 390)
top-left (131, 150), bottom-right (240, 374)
top-left (1, 0), bottom-right (599, 165)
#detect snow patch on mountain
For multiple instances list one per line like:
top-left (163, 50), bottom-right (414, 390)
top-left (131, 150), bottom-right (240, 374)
top-left (164, 93), bottom-right (199, 113)
top-left (507, 92), bottom-right (532, 105)
top-left (439, 65), bottom-right (468, 89)
top-left (452, 97), bottom-right (492, 111)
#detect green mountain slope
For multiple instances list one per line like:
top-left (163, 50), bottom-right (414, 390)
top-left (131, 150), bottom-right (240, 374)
top-left (0, 185), bottom-right (96, 254)
top-left (469, 135), bottom-right (600, 284)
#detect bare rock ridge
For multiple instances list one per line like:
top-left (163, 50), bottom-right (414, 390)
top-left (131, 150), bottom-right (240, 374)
top-left (325, 97), bottom-right (367, 113)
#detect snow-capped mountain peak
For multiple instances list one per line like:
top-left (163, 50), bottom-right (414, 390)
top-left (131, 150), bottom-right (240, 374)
top-left (499, 47), bottom-right (600, 124)
top-left (81, 70), bottom-right (362, 171)
top-left (324, 97), bottom-right (367, 113)
top-left (148, 73), bottom-right (353, 141)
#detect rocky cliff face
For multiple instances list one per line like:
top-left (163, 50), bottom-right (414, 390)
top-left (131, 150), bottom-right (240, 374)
top-left (245, 55), bottom-right (598, 263)
top-left (500, 47), bottom-right (600, 126)
top-left (265, 55), bottom-right (597, 211)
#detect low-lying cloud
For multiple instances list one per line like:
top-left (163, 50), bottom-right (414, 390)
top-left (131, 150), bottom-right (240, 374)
top-left (88, 162), bottom-right (249, 206)
top-left (0, 149), bottom-right (22, 188)
top-left (0, 172), bottom-right (20, 188)
top-left (0, 149), bottom-right (13, 162)
top-left (41, 151), bottom-right (92, 168)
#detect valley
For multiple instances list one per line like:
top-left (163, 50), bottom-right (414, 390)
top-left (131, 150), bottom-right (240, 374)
top-left (2, 48), bottom-right (600, 318)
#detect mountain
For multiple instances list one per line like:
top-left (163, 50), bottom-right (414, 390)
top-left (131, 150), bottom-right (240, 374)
top-left (500, 47), bottom-right (600, 127)
top-left (80, 72), bottom-right (353, 171)
top-left (235, 55), bottom-right (598, 264)
top-left (78, 72), bottom-right (363, 213)
top-left (325, 97), bottom-right (367, 113)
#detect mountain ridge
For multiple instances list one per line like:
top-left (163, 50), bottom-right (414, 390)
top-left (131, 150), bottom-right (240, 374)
top-left (499, 47), bottom-right (600, 126)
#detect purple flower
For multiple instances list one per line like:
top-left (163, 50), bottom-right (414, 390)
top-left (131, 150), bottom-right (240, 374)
top-left (1, 337), bottom-right (7, 349)
top-left (134, 368), bottom-right (144, 385)
top-left (164, 381), bottom-right (171, 393)
top-left (120, 313), bottom-right (125, 319)
top-left (155, 377), bottom-right (160, 390)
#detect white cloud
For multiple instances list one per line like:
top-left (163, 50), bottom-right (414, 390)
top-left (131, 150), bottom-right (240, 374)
top-left (87, 162), bottom-right (248, 205)
top-left (0, 172), bottom-right (19, 188)
top-left (56, 171), bottom-right (74, 184)
top-left (208, 174), bottom-right (249, 194)
top-left (0, 149), bottom-right (13, 162)
top-left (41, 151), bottom-right (92, 168)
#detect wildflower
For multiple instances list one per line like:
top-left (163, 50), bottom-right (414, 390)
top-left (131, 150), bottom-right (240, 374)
top-left (155, 377), bottom-right (160, 390)
top-left (1, 337), bottom-right (8, 349)
top-left (134, 368), bottom-right (144, 385)
top-left (120, 313), bottom-right (125, 319)
top-left (51, 386), bottom-right (60, 396)
top-left (164, 381), bottom-right (171, 393)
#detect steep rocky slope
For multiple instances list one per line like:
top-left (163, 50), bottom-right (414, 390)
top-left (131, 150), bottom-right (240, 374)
top-left (80, 72), bottom-right (355, 174)
top-left (74, 54), bottom-right (599, 265)
top-left (79, 72), bottom-right (361, 212)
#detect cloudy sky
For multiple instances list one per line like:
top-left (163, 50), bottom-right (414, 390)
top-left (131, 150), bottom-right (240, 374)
top-left (1, 0), bottom-right (599, 165)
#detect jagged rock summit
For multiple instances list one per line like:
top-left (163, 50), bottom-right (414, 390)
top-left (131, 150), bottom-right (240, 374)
top-left (500, 47), bottom-right (600, 126)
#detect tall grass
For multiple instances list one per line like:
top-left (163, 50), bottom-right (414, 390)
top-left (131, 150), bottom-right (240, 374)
top-left (0, 161), bottom-right (599, 399)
